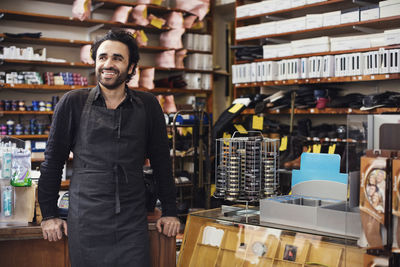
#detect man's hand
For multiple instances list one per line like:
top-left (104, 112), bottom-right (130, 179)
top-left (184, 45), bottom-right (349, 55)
top-left (156, 216), bottom-right (180, 237)
top-left (41, 218), bottom-right (68, 242)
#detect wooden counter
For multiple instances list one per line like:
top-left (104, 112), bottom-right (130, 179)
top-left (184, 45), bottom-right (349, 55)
top-left (0, 209), bottom-right (176, 267)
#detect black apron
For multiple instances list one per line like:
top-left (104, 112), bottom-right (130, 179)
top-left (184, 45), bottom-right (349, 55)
top-left (68, 87), bottom-right (150, 267)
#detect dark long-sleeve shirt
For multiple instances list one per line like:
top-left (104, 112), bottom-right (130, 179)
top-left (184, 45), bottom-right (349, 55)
top-left (38, 86), bottom-right (177, 219)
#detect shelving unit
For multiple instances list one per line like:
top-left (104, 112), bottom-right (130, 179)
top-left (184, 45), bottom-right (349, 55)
top-left (1, 0), bottom-right (214, 211)
top-left (233, 0), bottom-right (400, 113)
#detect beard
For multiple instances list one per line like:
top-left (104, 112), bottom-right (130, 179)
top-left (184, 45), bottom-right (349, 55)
top-left (96, 67), bottom-right (129, 90)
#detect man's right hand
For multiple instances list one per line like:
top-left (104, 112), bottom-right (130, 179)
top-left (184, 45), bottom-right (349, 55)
top-left (41, 218), bottom-right (68, 242)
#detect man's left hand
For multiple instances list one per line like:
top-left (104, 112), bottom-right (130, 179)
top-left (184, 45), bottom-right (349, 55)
top-left (156, 216), bottom-right (180, 237)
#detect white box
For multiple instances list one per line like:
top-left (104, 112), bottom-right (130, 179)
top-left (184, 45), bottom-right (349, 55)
top-left (360, 5), bottom-right (379, 21)
top-left (291, 0), bottom-right (306, 7)
top-left (266, 61), bottom-right (278, 80)
top-left (278, 60), bottom-right (287, 80)
top-left (247, 2), bottom-right (265, 16)
top-left (340, 8), bottom-right (360, 24)
top-left (306, 14), bottom-right (323, 29)
top-left (323, 11), bottom-right (341, 27)
top-left (379, 0), bottom-right (400, 18)
top-left (263, 44), bottom-right (279, 59)
top-left (330, 35), bottom-right (371, 51)
top-left (371, 51), bottom-right (380, 74)
top-left (259, 21), bottom-right (276, 36)
top-left (291, 36), bottom-right (330, 55)
top-left (369, 33), bottom-right (386, 47)
top-left (250, 62), bottom-right (257, 82)
top-left (300, 57), bottom-right (309, 78)
top-left (307, 0), bottom-right (326, 4)
top-left (322, 55), bottom-right (334, 77)
top-left (260, 0), bottom-right (276, 14)
top-left (379, 49), bottom-right (390, 74)
top-left (276, 43), bottom-right (293, 57)
top-left (236, 5), bottom-right (249, 18)
top-left (389, 49), bottom-right (400, 73)
top-left (353, 53), bottom-right (364, 75)
top-left (384, 28), bottom-right (400, 45)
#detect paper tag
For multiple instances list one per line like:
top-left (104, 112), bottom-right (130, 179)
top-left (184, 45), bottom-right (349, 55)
top-left (181, 127), bottom-right (188, 137)
top-left (151, 0), bottom-right (162, 5)
top-left (139, 30), bottom-right (148, 44)
top-left (307, 146), bottom-right (312, 153)
top-left (313, 144), bottom-right (321, 153)
top-left (228, 103), bottom-right (244, 113)
top-left (234, 124), bottom-right (247, 134)
top-left (210, 184), bottom-right (216, 197)
top-left (167, 134), bottom-right (173, 139)
top-left (252, 115), bottom-right (263, 130)
top-left (223, 132), bottom-right (231, 145)
top-left (187, 127), bottom-right (193, 135)
top-left (279, 136), bottom-right (288, 151)
top-left (150, 18), bottom-right (164, 29)
top-left (142, 6), bottom-right (148, 19)
top-left (328, 144), bottom-right (336, 154)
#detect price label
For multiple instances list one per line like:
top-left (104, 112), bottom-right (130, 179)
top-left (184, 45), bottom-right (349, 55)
top-left (234, 124), bottom-right (247, 134)
top-left (279, 136), bottom-right (288, 151)
top-left (228, 103), bottom-right (244, 113)
top-left (252, 115), bottom-right (263, 130)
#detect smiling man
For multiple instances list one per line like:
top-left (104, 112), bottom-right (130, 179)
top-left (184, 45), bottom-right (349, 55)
top-left (38, 30), bottom-right (180, 267)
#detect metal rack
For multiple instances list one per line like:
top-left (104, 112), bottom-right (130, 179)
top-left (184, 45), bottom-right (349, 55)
top-left (214, 132), bottom-right (279, 202)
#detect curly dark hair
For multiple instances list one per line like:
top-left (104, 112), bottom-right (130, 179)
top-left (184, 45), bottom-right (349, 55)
top-left (91, 29), bottom-right (140, 82)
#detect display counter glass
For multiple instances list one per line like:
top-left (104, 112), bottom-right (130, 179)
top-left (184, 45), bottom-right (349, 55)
top-left (178, 206), bottom-right (365, 267)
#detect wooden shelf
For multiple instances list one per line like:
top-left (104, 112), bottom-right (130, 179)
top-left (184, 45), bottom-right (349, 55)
top-left (236, 15), bottom-right (400, 42)
top-left (134, 87), bottom-right (211, 94)
top-left (151, 66), bottom-right (214, 74)
top-left (0, 111), bottom-right (53, 115)
top-left (1, 83), bottom-right (211, 94)
top-left (2, 59), bottom-right (215, 74)
top-left (1, 83), bottom-right (92, 91)
top-left (242, 107), bottom-right (400, 115)
top-left (236, 0), bottom-right (378, 22)
top-left (95, 0), bottom-right (192, 14)
top-left (0, 9), bottom-right (169, 32)
top-left (0, 34), bottom-right (91, 47)
top-left (0, 34), bottom-right (192, 54)
top-left (9, 135), bottom-right (48, 139)
top-left (2, 59), bottom-right (92, 68)
top-left (236, 44), bottom-right (400, 64)
top-left (234, 73), bottom-right (400, 87)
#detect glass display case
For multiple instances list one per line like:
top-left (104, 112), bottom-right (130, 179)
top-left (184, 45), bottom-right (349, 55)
top-left (178, 206), bottom-right (365, 267)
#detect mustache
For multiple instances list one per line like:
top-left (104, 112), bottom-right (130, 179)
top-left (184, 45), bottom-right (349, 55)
top-left (100, 67), bottom-right (119, 72)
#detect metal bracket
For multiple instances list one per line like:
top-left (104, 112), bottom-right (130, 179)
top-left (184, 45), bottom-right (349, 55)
top-left (265, 15), bottom-right (286, 21)
top-left (0, 59), bottom-right (4, 66)
top-left (264, 37), bottom-right (290, 44)
top-left (353, 25), bottom-right (382, 34)
top-left (353, 0), bottom-right (376, 7)
top-left (91, 2), bottom-right (104, 12)
top-left (0, 13), bottom-right (4, 20)
top-left (0, 37), bottom-right (4, 42)
top-left (86, 24), bottom-right (104, 41)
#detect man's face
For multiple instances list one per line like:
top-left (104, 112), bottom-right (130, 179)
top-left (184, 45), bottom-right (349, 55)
top-left (95, 40), bottom-right (133, 90)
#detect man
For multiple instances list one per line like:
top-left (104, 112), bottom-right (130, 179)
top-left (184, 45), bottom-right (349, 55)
top-left (38, 30), bottom-right (180, 267)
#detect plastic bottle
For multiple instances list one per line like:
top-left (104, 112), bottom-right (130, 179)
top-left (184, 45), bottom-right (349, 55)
top-left (1, 184), bottom-right (13, 217)
top-left (2, 142), bottom-right (12, 179)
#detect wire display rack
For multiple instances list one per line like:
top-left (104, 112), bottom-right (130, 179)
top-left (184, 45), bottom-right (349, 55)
top-left (214, 132), bottom-right (279, 202)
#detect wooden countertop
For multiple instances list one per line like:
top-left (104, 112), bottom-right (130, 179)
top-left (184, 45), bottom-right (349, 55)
top-left (0, 209), bottom-right (163, 241)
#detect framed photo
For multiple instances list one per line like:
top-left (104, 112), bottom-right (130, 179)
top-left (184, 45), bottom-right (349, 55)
top-left (283, 244), bottom-right (297, 261)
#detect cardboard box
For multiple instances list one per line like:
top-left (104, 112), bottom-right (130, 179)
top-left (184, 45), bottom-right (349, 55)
top-left (341, 7), bottom-right (360, 24)
top-left (306, 14), bottom-right (323, 29)
top-left (323, 11), bottom-right (341, 27)
top-left (384, 28), bottom-right (400, 45)
top-left (379, 0), bottom-right (400, 18)
top-left (291, 36), bottom-right (330, 55)
top-left (361, 5), bottom-right (379, 21)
